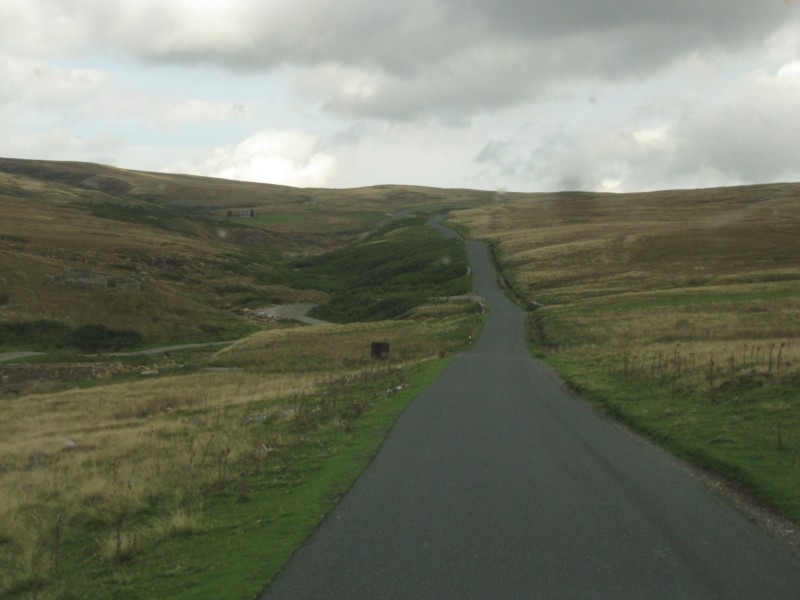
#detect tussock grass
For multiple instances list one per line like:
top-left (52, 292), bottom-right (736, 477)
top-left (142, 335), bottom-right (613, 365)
top-left (0, 308), bottom-right (478, 598)
top-left (210, 308), bottom-right (476, 372)
top-left (0, 369), bottom-right (311, 591)
top-left (0, 158), bottom-right (491, 596)
top-left (454, 182), bottom-right (800, 520)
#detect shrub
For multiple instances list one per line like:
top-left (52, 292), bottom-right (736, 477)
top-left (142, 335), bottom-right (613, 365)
top-left (294, 224), bottom-right (470, 322)
top-left (62, 324), bottom-right (144, 352)
top-left (0, 319), bottom-right (71, 348)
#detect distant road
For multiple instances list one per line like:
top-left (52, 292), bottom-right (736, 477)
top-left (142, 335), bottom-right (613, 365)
top-left (0, 342), bottom-right (236, 363)
top-left (427, 213), bottom-right (462, 239)
top-left (0, 351), bottom-right (45, 363)
top-left (98, 340), bottom-right (235, 357)
top-left (260, 238), bottom-right (800, 599)
top-left (254, 304), bottom-right (331, 326)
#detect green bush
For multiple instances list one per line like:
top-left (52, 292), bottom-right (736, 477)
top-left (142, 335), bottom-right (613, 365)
top-left (62, 324), bottom-right (144, 352)
top-left (297, 224), bottom-right (470, 322)
top-left (0, 319), bottom-right (71, 348)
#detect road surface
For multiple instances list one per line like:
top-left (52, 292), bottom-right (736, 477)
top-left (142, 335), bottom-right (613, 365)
top-left (260, 240), bottom-right (800, 599)
top-left (254, 304), bottom-right (331, 326)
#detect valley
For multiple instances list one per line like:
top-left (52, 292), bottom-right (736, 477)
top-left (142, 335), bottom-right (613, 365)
top-left (2, 158), bottom-right (800, 598)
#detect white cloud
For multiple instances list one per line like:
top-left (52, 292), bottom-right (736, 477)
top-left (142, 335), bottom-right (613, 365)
top-left (1, 1), bottom-right (799, 191)
top-left (777, 60), bottom-right (800, 78)
top-left (157, 99), bottom-right (249, 129)
top-left (632, 125), bottom-right (672, 149)
top-left (167, 130), bottom-right (338, 187)
top-left (3, 1), bottom-right (797, 122)
top-left (0, 126), bottom-right (124, 164)
top-left (0, 56), bottom-right (107, 107)
top-left (665, 64), bottom-right (800, 184)
top-left (0, 1), bottom-right (90, 57)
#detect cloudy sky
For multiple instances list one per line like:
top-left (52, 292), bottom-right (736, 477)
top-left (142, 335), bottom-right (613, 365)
top-left (1, 1), bottom-right (798, 193)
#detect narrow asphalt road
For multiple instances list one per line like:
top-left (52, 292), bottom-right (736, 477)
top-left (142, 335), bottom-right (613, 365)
top-left (260, 240), bottom-right (800, 599)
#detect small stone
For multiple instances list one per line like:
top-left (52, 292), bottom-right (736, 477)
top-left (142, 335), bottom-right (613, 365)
top-left (242, 413), bottom-right (269, 425)
top-left (253, 444), bottom-right (274, 460)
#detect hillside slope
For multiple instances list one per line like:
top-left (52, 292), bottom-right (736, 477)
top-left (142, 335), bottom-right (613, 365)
top-left (452, 182), bottom-right (800, 520)
top-left (0, 157), bottom-right (487, 348)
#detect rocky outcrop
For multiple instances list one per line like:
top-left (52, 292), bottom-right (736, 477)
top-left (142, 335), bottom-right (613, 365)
top-left (81, 175), bottom-right (133, 194)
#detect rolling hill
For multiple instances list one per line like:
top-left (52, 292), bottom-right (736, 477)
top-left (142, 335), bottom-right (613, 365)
top-left (0, 157), bottom-right (488, 348)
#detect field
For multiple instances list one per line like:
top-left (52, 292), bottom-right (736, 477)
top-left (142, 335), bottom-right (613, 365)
top-left (452, 183), bottom-right (800, 519)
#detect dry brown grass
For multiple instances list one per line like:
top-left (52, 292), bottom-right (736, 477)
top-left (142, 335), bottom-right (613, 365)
top-left (0, 158), bottom-right (490, 346)
top-left (451, 182), bottom-right (800, 518)
top-left (456, 184), bottom-right (800, 305)
top-left (452, 182), bottom-right (800, 375)
top-left (0, 179), bottom-right (264, 342)
top-left (209, 307), bottom-right (478, 372)
top-left (0, 306), bottom-right (477, 596)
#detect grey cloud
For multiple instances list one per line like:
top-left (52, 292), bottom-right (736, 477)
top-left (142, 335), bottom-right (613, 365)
top-left (12, 1), bottom-right (795, 122)
top-left (474, 139), bottom-right (538, 180)
top-left (506, 65), bottom-right (800, 193)
top-left (320, 57), bottom-right (540, 122)
top-left (217, 1), bottom-right (797, 120)
top-left (666, 91), bottom-right (800, 185)
top-left (476, 141), bottom-right (511, 163)
top-left (134, 1), bottom-right (792, 73)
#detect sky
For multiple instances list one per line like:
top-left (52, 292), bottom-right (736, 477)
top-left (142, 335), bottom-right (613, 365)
top-left (1, 1), bottom-right (799, 193)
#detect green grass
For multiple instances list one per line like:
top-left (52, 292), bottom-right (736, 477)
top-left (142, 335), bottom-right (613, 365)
top-left (290, 222), bottom-right (470, 323)
top-left (57, 359), bottom-right (450, 600)
top-left (1, 296), bottom-right (478, 598)
top-left (1, 356), bottom-right (453, 599)
top-left (547, 351), bottom-right (800, 520)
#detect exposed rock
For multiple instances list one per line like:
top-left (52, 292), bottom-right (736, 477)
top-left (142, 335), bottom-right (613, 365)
top-left (253, 444), bottom-right (275, 460)
top-left (238, 307), bottom-right (279, 323)
top-left (242, 412), bottom-right (269, 425)
top-left (81, 175), bottom-right (133, 194)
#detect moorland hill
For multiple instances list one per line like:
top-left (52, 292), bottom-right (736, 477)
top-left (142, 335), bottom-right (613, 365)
top-left (0, 157), bottom-right (489, 347)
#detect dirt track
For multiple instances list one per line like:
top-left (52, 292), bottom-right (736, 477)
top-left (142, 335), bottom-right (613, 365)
top-left (254, 304), bottom-right (331, 326)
